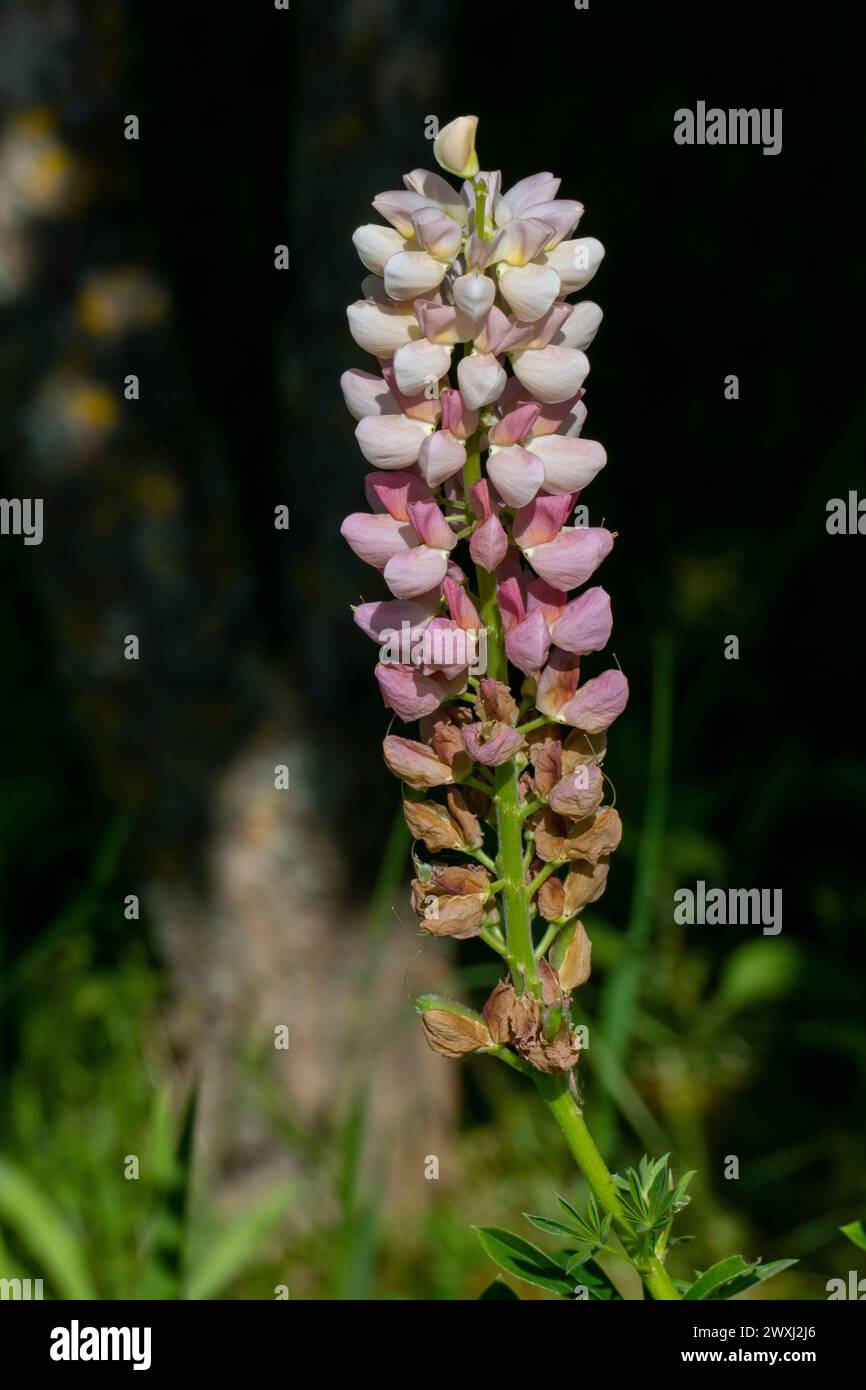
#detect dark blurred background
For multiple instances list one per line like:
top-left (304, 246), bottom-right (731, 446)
top-left (0, 0), bottom-right (864, 1299)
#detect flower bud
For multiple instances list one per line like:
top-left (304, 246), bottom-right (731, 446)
top-left (433, 115), bottom-right (479, 179)
top-left (416, 994), bottom-right (493, 1058)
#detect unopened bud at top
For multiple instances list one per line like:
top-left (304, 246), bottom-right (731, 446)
top-left (433, 115), bottom-right (479, 179)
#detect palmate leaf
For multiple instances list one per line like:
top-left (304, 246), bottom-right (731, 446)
top-left (524, 1213), bottom-right (580, 1239)
top-left (840, 1220), bottom-right (866, 1252)
top-left (565, 1256), bottom-right (624, 1300)
top-left (474, 1226), bottom-right (575, 1297)
top-left (684, 1255), bottom-right (797, 1300)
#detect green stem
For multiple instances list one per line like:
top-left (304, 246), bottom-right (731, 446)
top-left (535, 1074), bottom-right (681, 1300)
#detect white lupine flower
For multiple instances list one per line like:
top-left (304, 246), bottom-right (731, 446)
top-left (384, 249), bottom-right (449, 301)
top-left (541, 236), bottom-right (605, 292)
top-left (510, 344), bottom-right (590, 403)
top-left (354, 414), bottom-right (433, 469)
top-left (457, 352), bottom-right (507, 410)
top-left (346, 299), bottom-right (420, 358)
top-left (392, 338), bottom-right (453, 397)
top-left (352, 224), bottom-right (409, 276)
top-left (432, 115), bottom-right (479, 179)
top-left (554, 301), bottom-right (603, 351)
top-left (340, 368), bottom-right (402, 420)
top-left (452, 270), bottom-right (496, 321)
top-left (498, 263), bottom-right (561, 321)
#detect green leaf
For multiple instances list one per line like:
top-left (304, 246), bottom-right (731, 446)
top-left (0, 1157), bottom-right (96, 1299)
top-left (473, 1226), bottom-right (574, 1297)
top-left (524, 1213), bottom-right (580, 1238)
top-left (712, 1259), bottom-right (797, 1299)
top-left (683, 1256), bottom-right (753, 1299)
top-left (478, 1278), bottom-right (520, 1300)
top-left (840, 1220), bottom-right (866, 1252)
top-left (684, 1255), bottom-right (797, 1300)
top-left (184, 1181), bottom-right (294, 1300)
top-left (568, 1257), bottom-right (624, 1300)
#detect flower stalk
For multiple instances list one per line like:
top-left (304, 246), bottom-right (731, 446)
top-left (341, 115), bottom-right (683, 1299)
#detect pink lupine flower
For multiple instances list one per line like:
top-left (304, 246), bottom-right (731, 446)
top-left (341, 114), bottom-right (629, 1077)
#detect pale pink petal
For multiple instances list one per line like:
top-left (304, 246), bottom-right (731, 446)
top-left (554, 301), bottom-right (603, 351)
top-left (375, 664), bottom-right (465, 721)
top-left (417, 430), bottom-right (467, 487)
top-left (549, 586), bottom-right (613, 655)
top-left (548, 764), bottom-right (604, 817)
top-left (384, 250), bottom-right (448, 302)
top-left (559, 670), bottom-right (629, 733)
top-left (489, 400), bottom-right (542, 447)
top-left (496, 576), bottom-right (526, 633)
top-left (372, 190), bottom-right (438, 237)
top-left (352, 224), bottom-right (408, 275)
top-left (440, 388), bottom-right (478, 439)
top-left (403, 169), bottom-right (469, 225)
top-left (498, 263), bottom-right (561, 321)
top-left (392, 339), bottom-right (452, 397)
top-left (505, 610), bottom-right (551, 675)
top-left (510, 345), bottom-right (590, 404)
top-left (512, 493), bottom-right (576, 549)
top-left (524, 527), bottom-right (613, 590)
top-left (341, 513), bottom-right (417, 569)
top-left (470, 515), bottom-right (508, 572)
top-left (347, 299), bottom-right (419, 358)
top-left (487, 445), bottom-right (545, 508)
top-left (536, 648), bottom-right (581, 720)
top-left (452, 271), bottom-right (496, 322)
top-left (384, 546), bottom-right (450, 599)
top-left (340, 368), bottom-right (399, 421)
top-left (406, 498), bottom-right (458, 551)
top-left (457, 353), bottom-right (507, 410)
top-left (354, 598), bottom-right (437, 643)
top-left (442, 577), bottom-right (481, 630)
top-left (526, 578), bottom-right (568, 624)
top-left (355, 414), bottom-right (432, 469)
top-left (531, 436), bottom-right (607, 494)
top-left (364, 470), bottom-right (432, 520)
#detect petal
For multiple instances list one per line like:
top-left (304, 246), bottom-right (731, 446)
top-left (496, 173), bottom-right (560, 225)
top-left (354, 598), bottom-right (436, 643)
top-left (352, 223), bottom-right (408, 275)
top-left (384, 546), bottom-right (450, 599)
top-left (384, 250), bottom-right (449, 301)
top-left (376, 664), bottom-right (460, 721)
top-left (498, 263), bottom-right (561, 321)
top-left (559, 670), bottom-right (630, 733)
top-left (440, 387), bottom-right (478, 438)
top-left (549, 586), bottom-right (613, 655)
top-left (462, 721), bottom-right (526, 766)
top-left (512, 493), bottom-right (576, 549)
top-left (457, 352), bottom-right (507, 410)
top-left (347, 299), bottom-right (419, 358)
top-left (541, 237), bottom-right (605, 293)
top-left (383, 735), bottom-right (454, 788)
top-left (487, 445), bottom-right (545, 508)
top-left (340, 368), bottom-right (400, 421)
top-left (526, 577), bottom-right (568, 624)
top-left (417, 430), bottom-right (467, 487)
top-left (364, 470), bottom-right (432, 520)
top-left (470, 514), bottom-right (508, 572)
top-left (452, 270), bottom-right (496, 321)
top-left (519, 199), bottom-right (583, 246)
top-left (496, 575), bottom-right (526, 633)
top-left (442, 576), bottom-right (481, 630)
top-left (510, 345), bottom-right (590, 403)
top-left (548, 764), bottom-right (604, 818)
top-left (505, 610), bottom-right (551, 675)
top-left (410, 207), bottom-right (462, 260)
top-left (372, 189), bottom-right (437, 237)
top-left (433, 115), bottom-right (479, 179)
top-left (341, 512), bottom-right (417, 568)
top-left (536, 648), bottom-right (581, 719)
top-left (489, 400), bottom-right (542, 446)
top-left (403, 168), bottom-right (469, 224)
top-left (554, 301), bottom-right (603, 351)
top-left (531, 436), bottom-right (607, 494)
top-left (525, 526), bottom-right (613, 590)
top-left (406, 498), bottom-right (458, 550)
top-left (392, 338), bottom-right (452, 397)
top-left (355, 413), bottom-right (432, 468)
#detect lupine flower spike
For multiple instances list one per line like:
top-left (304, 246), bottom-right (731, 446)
top-left (343, 114), bottom-right (625, 1076)
top-left (341, 118), bottom-right (694, 1303)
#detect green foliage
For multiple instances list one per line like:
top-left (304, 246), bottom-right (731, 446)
top-left (840, 1220), bottom-right (866, 1252)
top-left (612, 1153), bottom-right (695, 1262)
top-left (683, 1256), bottom-right (797, 1300)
